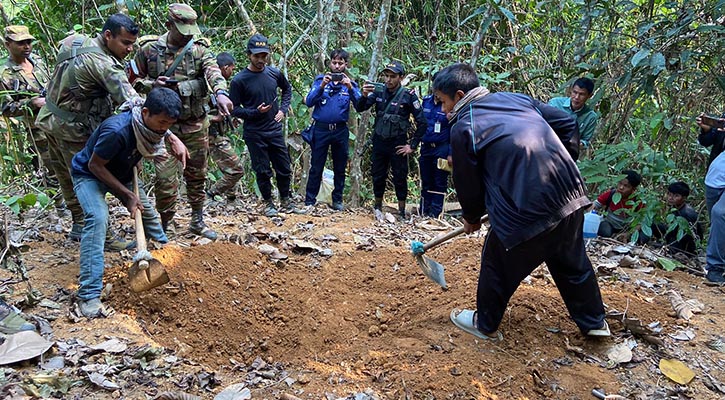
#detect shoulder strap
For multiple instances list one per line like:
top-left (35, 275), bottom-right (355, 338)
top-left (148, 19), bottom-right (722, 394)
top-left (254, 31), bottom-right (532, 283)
top-left (382, 86), bottom-right (405, 115)
top-left (56, 37), bottom-right (104, 64)
top-left (165, 39), bottom-right (195, 77)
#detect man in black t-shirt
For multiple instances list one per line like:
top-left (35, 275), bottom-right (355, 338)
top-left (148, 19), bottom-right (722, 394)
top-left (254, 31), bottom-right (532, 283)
top-left (229, 34), bottom-right (304, 217)
top-left (70, 88), bottom-right (189, 318)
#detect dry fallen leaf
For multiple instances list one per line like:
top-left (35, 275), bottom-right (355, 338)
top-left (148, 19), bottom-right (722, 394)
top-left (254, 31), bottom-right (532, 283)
top-left (0, 331), bottom-right (54, 365)
top-left (667, 290), bottom-right (702, 321)
top-left (659, 358), bottom-right (695, 385)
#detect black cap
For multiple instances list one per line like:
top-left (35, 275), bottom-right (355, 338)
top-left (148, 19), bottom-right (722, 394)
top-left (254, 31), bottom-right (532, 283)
top-left (247, 33), bottom-right (270, 54)
top-left (382, 60), bottom-right (405, 75)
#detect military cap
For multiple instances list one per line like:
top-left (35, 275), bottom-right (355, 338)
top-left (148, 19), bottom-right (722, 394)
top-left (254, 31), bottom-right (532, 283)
top-left (4, 25), bottom-right (35, 42)
top-left (247, 33), bottom-right (270, 54)
top-left (168, 3), bottom-right (201, 36)
top-left (382, 60), bottom-right (405, 75)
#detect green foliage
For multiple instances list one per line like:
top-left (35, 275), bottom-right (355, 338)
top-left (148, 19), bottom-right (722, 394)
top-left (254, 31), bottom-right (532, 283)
top-left (0, 0), bottom-right (721, 209)
top-left (1, 191), bottom-right (50, 215)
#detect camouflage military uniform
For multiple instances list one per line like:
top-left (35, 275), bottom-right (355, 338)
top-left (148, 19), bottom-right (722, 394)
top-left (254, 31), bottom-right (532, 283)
top-left (36, 34), bottom-right (139, 227)
top-left (207, 106), bottom-right (243, 197)
top-left (0, 53), bottom-right (51, 174)
top-left (132, 33), bottom-right (228, 221)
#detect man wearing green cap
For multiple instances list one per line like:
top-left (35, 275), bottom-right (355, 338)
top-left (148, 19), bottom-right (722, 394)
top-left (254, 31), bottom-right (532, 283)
top-left (0, 26), bottom-right (53, 183)
top-left (359, 60), bottom-right (426, 219)
top-left (131, 3), bottom-right (233, 240)
top-left (35, 13), bottom-right (141, 250)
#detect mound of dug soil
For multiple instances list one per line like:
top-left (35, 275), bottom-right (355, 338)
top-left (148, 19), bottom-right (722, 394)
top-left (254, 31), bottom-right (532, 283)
top-left (106, 237), bottom-right (690, 399)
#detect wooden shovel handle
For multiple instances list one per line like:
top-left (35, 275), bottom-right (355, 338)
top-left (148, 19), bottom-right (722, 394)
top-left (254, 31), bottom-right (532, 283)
top-left (422, 214), bottom-right (489, 252)
top-left (133, 167), bottom-right (148, 254)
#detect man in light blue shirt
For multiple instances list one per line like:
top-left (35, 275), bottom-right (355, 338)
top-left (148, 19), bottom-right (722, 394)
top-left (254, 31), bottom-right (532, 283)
top-left (705, 151), bottom-right (725, 283)
top-left (549, 78), bottom-right (599, 148)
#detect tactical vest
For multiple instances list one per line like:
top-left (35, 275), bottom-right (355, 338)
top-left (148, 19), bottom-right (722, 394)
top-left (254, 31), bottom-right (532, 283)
top-left (141, 36), bottom-right (210, 121)
top-left (44, 35), bottom-right (113, 126)
top-left (375, 88), bottom-right (411, 139)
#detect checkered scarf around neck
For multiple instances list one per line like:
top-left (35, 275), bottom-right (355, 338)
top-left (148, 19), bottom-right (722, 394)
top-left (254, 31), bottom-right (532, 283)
top-left (119, 98), bottom-right (169, 158)
top-left (449, 86), bottom-right (490, 121)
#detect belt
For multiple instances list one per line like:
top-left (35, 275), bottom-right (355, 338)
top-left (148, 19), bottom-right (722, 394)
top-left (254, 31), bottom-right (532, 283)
top-left (422, 141), bottom-right (448, 148)
top-left (313, 121), bottom-right (346, 131)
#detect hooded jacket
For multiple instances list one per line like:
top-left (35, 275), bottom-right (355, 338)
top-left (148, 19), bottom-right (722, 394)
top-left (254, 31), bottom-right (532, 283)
top-left (450, 92), bottom-right (590, 249)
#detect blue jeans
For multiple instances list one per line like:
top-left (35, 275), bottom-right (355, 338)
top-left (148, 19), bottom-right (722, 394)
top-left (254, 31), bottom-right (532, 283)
top-left (73, 175), bottom-right (167, 300)
top-left (419, 143), bottom-right (450, 217)
top-left (305, 124), bottom-right (349, 205)
top-left (706, 185), bottom-right (725, 274)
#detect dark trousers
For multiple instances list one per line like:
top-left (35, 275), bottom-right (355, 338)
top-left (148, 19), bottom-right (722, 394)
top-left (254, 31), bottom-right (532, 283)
top-left (243, 131), bottom-right (292, 201)
top-left (305, 124), bottom-right (349, 205)
top-left (476, 208), bottom-right (605, 334)
top-left (419, 143), bottom-right (450, 217)
top-left (371, 134), bottom-right (408, 200)
top-left (638, 222), bottom-right (697, 255)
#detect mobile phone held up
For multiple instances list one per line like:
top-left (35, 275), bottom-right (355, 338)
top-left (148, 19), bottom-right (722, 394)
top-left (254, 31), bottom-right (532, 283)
top-left (330, 72), bottom-right (343, 82)
top-left (701, 114), bottom-right (725, 129)
top-left (165, 79), bottom-right (179, 86)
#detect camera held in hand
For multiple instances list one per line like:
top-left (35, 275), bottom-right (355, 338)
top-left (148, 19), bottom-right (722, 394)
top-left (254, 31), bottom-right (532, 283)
top-left (330, 72), bottom-right (344, 83)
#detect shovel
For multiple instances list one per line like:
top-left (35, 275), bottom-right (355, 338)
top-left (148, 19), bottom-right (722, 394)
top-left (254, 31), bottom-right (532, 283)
top-left (128, 167), bottom-right (170, 293)
top-left (410, 214), bottom-right (489, 289)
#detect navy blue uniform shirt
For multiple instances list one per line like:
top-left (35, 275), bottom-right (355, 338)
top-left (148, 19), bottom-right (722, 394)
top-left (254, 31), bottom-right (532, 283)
top-left (421, 95), bottom-right (451, 144)
top-left (71, 111), bottom-right (142, 185)
top-left (305, 75), bottom-right (364, 124)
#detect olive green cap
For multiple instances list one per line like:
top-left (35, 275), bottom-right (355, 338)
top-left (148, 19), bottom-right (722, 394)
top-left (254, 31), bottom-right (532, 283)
top-left (4, 25), bottom-right (35, 42)
top-left (168, 3), bottom-right (201, 36)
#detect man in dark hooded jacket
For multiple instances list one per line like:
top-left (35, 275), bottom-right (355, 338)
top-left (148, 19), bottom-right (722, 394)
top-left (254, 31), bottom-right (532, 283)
top-left (433, 63), bottom-right (609, 341)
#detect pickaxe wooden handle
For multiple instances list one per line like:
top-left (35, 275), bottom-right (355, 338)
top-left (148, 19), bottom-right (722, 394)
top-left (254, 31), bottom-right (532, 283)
top-left (422, 214), bottom-right (489, 252)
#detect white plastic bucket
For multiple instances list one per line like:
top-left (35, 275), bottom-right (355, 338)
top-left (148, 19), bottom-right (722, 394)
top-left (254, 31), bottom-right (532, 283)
top-left (583, 212), bottom-right (601, 239)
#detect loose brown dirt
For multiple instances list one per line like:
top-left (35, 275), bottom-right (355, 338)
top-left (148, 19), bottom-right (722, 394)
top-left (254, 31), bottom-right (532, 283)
top-left (10, 207), bottom-right (725, 399)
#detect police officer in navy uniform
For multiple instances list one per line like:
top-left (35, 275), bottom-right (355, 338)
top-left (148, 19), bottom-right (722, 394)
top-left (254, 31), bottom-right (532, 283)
top-left (419, 86), bottom-right (451, 218)
top-left (359, 60), bottom-right (426, 218)
top-left (304, 49), bottom-right (364, 210)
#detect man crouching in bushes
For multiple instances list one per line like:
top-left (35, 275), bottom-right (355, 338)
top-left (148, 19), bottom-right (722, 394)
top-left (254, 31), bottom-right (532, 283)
top-left (433, 63), bottom-right (609, 341)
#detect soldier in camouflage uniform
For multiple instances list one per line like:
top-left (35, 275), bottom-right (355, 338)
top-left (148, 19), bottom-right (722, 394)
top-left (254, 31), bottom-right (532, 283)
top-left (206, 52), bottom-right (243, 199)
top-left (35, 14), bottom-right (140, 250)
top-left (0, 26), bottom-right (52, 180)
top-left (130, 3), bottom-right (233, 240)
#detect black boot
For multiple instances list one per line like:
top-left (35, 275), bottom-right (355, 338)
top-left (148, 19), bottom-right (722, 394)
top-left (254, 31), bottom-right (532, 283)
top-left (160, 211), bottom-right (176, 237)
top-left (189, 209), bottom-right (217, 240)
top-left (398, 200), bottom-right (407, 217)
top-left (374, 197), bottom-right (383, 211)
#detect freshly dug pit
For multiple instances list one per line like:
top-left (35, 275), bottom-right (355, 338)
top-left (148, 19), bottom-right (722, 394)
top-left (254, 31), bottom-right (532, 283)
top-left (105, 239), bottom-right (680, 398)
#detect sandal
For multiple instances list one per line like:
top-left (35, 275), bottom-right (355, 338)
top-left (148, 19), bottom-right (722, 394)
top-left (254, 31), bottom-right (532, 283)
top-left (450, 308), bottom-right (503, 341)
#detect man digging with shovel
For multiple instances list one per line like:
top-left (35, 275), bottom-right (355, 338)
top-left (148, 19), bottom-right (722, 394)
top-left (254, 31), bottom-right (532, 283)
top-left (70, 88), bottom-right (189, 318)
top-left (433, 63), bottom-right (609, 341)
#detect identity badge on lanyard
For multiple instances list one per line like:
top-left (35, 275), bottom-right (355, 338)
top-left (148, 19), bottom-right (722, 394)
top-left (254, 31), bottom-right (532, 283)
top-left (434, 122), bottom-right (441, 133)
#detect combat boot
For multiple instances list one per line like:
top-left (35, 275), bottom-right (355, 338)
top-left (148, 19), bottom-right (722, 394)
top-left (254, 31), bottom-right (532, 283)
top-left (398, 200), bottom-right (407, 219)
top-left (189, 209), bottom-right (218, 240)
top-left (68, 222), bottom-right (83, 241)
top-left (160, 211), bottom-right (176, 238)
top-left (105, 232), bottom-right (136, 252)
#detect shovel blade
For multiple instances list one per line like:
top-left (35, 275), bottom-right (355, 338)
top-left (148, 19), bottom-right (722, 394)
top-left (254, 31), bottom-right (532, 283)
top-left (415, 254), bottom-right (448, 289)
top-left (128, 258), bottom-right (169, 293)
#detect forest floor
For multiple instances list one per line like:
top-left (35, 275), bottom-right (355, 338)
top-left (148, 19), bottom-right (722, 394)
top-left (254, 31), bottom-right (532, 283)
top-left (1, 197), bottom-right (724, 400)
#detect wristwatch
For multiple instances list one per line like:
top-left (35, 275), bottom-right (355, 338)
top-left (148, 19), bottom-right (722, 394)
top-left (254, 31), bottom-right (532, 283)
top-left (216, 89), bottom-right (230, 98)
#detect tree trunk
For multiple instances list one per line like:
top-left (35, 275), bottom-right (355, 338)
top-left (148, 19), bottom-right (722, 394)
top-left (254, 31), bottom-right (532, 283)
top-left (470, 6), bottom-right (495, 69)
top-left (298, 0), bottom-right (336, 196)
top-left (349, 0), bottom-right (392, 207)
top-left (230, 0), bottom-right (257, 34)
